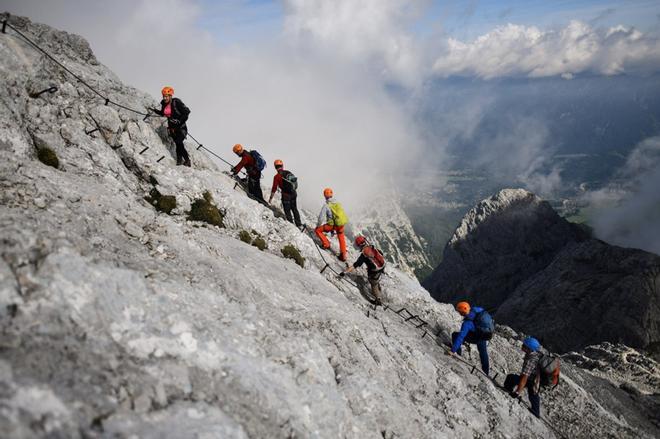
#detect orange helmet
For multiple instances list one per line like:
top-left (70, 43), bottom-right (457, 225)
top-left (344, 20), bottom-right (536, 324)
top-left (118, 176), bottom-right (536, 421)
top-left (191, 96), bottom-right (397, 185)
top-left (323, 188), bottom-right (333, 198)
top-left (455, 301), bottom-right (471, 315)
top-left (161, 86), bottom-right (174, 96)
top-left (233, 144), bottom-right (244, 155)
top-left (274, 159), bottom-right (284, 168)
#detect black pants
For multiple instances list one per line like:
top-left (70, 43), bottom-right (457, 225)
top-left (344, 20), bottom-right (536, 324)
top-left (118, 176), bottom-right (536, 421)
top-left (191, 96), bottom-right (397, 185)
top-left (169, 126), bottom-right (189, 164)
top-left (248, 173), bottom-right (265, 202)
top-left (504, 374), bottom-right (541, 418)
top-left (282, 197), bottom-right (302, 226)
top-left (451, 332), bottom-right (489, 375)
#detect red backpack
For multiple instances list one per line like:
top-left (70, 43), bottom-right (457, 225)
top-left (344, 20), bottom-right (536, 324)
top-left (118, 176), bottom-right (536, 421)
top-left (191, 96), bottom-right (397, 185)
top-left (362, 246), bottom-right (385, 270)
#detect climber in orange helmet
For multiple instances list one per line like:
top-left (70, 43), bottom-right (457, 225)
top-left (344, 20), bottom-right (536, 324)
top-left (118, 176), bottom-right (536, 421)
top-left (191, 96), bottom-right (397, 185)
top-left (150, 86), bottom-right (191, 167)
top-left (315, 188), bottom-right (349, 262)
top-left (269, 159), bottom-right (301, 227)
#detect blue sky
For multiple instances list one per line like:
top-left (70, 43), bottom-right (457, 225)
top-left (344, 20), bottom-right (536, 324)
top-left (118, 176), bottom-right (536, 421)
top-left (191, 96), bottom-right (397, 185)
top-left (196, 0), bottom-right (660, 44)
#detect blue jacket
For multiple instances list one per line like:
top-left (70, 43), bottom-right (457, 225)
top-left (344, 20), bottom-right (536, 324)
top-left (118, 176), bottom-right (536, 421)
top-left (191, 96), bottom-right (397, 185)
top-left (451, 307), bottom-right (485, 353)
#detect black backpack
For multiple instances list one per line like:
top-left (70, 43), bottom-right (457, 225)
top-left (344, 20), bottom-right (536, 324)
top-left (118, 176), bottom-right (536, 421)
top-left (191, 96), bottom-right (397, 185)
top-left (280, 170), bottom-right (298, 194)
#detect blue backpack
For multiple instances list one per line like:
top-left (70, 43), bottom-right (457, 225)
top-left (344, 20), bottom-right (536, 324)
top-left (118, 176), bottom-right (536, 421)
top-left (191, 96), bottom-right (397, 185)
top-left (474, 310), bottom-right (495, 340)
top-left (250, 150), bottom-right (266, 171)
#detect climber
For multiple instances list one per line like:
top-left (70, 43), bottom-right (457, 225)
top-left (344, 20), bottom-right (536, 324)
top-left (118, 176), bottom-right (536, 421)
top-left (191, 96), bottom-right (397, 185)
top-left (503, 337), bottom-right (542, 418)
top-left (268, 160), bottom-right (301, 227)
top-left (150, 86), bottom-right (191, 167)
top-left (340, 236), bottom-right (386, 304)
top-left (446, 301), bottom-right (490, 375)
top-left (315, 188), bottom-right (348, 261)
top-left (231, 144), bottom-right (265, 202)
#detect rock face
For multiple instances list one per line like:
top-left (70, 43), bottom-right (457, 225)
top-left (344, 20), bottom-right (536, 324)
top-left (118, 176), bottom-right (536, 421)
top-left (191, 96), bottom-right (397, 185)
top-left (424, 189), bottom-right (660, 356)
top-left (1, 14), bottom-right (659, 439)
top-left (352, 188), bottom-right (433, 279)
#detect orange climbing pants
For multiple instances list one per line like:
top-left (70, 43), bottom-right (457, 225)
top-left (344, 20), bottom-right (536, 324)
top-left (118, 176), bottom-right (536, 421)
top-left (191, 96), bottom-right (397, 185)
top-left (315, 224), bottom-right (347, 260)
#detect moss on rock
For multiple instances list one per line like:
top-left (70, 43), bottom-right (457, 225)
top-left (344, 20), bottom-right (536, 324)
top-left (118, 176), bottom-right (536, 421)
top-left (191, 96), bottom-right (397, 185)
top-left (145, 188), bottom-right (177, 215)
top-left (37, 146), bottom-right (59, 169)
top-left (281, 244), bottom-right (305, 268)
top-left (188, 192), bottom-right (224, 227)
top-left (239, 230), bottom-right (252, 243)
top-left (252, 237), bottom-right (267, 251)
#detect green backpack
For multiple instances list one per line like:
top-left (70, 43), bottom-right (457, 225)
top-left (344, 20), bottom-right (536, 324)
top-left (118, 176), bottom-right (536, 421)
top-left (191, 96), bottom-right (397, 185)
top-left (328, 202), bottom-right (348, 226)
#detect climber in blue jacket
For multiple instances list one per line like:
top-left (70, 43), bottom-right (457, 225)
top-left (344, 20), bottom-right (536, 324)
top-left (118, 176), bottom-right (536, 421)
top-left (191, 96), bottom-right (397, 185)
top-left (446, 301), bottom-right (491, 375)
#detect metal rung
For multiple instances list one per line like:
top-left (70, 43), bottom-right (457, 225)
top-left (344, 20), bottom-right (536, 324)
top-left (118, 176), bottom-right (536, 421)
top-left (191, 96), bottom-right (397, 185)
top-left (156, 155), bottom-right (165, 163)
top-left (415, 321), bottom-right (427, 329)
top-left (143, 114), bottom-right (150, 121)
top-left (404, 314), bottom-right (418, 322)
top-left (395, 308), bottom-right (407, 315)
top-left (104, 98), bottom-right (110, 106)
top-left (421, 331), bottom-right (427, 339)
top-left (320, 263), bottom-right (329, 274)
top-left (33, 86), bottom-right (58, 98)
top-left (196, 143), bottom-right (204, 151)
top-left (139, 147), bottom-right (149, 155)
top-left (85, 128), bottom-right (99, 135)
top-left (471, 366), bottom-right (476, 374)
top-left (111, 144), bottom-right (122, 150)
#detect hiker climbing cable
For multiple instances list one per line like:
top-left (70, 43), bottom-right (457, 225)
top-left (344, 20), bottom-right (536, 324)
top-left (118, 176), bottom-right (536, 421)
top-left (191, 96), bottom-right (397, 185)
top-left (269, 159), bottom-right (301, 227)
top-left (503, 337), bottom-right (545, 418)
top-left (446, 301), bottom-right (493, 375)
top-left (340, 235), bottom-right (386, 304)
top-left (315, 188), bottom-right (348, 262)
top-left (150, 86), bottom-right (191, 166)
top-left (231, 144), bottom-right (266, 202)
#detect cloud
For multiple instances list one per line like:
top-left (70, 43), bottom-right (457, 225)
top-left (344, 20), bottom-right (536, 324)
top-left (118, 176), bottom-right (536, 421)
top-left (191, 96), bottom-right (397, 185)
top-left (584, 136), bottom-right (660, 255)
top-left (283, 0), bottom-right (428, 86)
top-left (432, 20), bottom-right (660, 79)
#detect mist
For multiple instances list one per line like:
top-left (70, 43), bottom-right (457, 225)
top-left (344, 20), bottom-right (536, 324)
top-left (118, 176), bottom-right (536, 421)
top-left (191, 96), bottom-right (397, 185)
top-left (585, 136), bottom-right (660, 255)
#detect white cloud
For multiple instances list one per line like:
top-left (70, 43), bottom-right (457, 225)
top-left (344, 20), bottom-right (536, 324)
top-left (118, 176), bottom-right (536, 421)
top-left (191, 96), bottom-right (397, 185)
top-left (433, 20), bottom-right (660, 79)
top-left (585, 136), bottom-right (660, 255)
top-left (283, 0), bottom-right (427, 86)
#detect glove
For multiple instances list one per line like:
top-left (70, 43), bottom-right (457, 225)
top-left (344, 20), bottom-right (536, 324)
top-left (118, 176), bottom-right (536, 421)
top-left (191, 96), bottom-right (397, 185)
top-left (509, 390), bottom-right (520, 399)
top-left (339, 272), bottom-right (345, 277)
top-left (149, 107), bottom-right (160, 114)
top-left (169, 118), bottom-right (180, 126)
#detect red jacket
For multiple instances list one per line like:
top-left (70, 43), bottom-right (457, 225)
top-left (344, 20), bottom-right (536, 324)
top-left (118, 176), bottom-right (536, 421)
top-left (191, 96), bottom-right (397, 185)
top-left (271, 170), bottom-right (296, 200)
top-left (233, 152), bottom-right (259, 177)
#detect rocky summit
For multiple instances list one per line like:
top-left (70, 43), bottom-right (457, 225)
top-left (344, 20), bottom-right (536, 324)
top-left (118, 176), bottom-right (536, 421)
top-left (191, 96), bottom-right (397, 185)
top-left (424, 188), bottom-right (660, 357)
top-left (1, 14), bottom-right (659, 439)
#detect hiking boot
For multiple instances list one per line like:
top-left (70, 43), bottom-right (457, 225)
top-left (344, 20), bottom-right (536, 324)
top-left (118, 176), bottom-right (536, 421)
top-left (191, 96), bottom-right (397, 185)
top-left (176, 157), bottom-right (183, 166)
top-left (183, 159), bottom-right (191, 167)
top-left (338, 253), bottom-right (347, 262)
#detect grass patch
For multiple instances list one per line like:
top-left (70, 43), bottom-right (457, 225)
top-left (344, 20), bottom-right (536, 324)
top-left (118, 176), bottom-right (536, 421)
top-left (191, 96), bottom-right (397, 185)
top-left (238, 230), bottom-right (267, 250)
top-left (145, 188), bottom-right (176, 215)
top-left (281, 244), bottom-right (305, 268)
top-left (252, 237), bottom-right (267, 251)
top-left (189, 191), bottom-right (224, 227)
top-left (37, 146), bottom-right (59, 169)
top-left (239, 230), bottom-right (252, 243)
